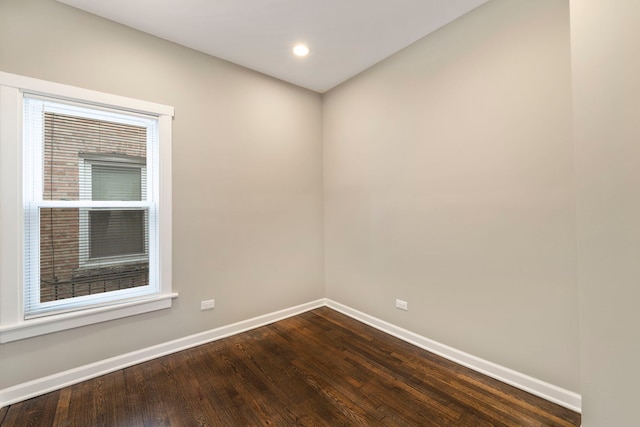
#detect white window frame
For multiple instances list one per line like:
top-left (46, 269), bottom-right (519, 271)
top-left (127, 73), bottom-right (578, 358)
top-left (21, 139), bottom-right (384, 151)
top-left (0, 71), bottom-right (176, 343)
top-left (78, 153), bottom-right (148, 268)
top-left (24, 99), bottom-right (158, 317)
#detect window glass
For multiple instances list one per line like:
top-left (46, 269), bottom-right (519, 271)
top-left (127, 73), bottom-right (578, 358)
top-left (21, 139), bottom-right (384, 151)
top-left (89, 210), bottom-right (146, 258)
top-left (92, 165), bottom-right (142, 201)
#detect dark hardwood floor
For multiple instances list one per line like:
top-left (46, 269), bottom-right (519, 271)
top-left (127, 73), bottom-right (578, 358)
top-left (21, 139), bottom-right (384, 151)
top-left (0, 307), bottom-right (580, 426)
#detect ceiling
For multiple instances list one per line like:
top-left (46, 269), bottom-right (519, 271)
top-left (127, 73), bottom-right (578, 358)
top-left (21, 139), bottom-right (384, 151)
top-left (56, 0), bottom-right (488, 93)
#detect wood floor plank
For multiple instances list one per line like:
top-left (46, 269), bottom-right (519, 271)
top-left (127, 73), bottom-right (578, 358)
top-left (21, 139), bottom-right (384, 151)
top-left (124, 360), bottom-right (175, 426)
top-left (173, 347), bottom-right (239, 425)
top-left (183, 345), bottom-right (260, 425)
top-left (196, 342), bottom-right (281, 425)
top-left (159, 351), bottom-right (215, 425)
top-left (296, 311), bottom-right (501, 424)
top-left (312, 307), bottom-right (580, 426)
top-left (2, 389), bottom-right (60, 426)
top-left (270, 320), bottom-right (387, 420)
top-left (274, 316), bottom-right (461, 425)
top-left (0, 307), bottom-right (581, 426)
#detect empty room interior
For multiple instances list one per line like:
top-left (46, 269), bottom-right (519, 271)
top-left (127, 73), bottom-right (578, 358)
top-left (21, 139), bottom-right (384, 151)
top-left (0, 0), bottom-right (638, 425)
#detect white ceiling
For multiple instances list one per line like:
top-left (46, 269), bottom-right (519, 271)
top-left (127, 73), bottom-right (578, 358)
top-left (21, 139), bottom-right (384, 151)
top-left (56, 0), bottom-right (488, 93)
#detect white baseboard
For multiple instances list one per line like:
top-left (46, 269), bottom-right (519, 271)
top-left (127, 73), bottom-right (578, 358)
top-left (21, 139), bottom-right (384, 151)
top-left (0, 299), bottom-right (325, 408)
top-left (0, 297), bottom-right (581, 414)
top-left (325, 299), bottom-right (582, 413)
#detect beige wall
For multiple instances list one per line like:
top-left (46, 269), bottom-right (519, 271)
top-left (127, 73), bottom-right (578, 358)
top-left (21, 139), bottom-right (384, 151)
top-left (0, 0), bottom-right (324, 388)
top-left (572, 0), bottom-right (640, 425)
top-left (323, 0), bottom-right (579, 392)
top-left (2, 0), bottom-right (606, 411)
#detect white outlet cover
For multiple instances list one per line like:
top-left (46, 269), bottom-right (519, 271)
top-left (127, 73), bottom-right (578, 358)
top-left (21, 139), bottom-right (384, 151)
top-left (200, 300), bottom-right (215, 310)
top-left (396, 299), bottom-right (408, 310)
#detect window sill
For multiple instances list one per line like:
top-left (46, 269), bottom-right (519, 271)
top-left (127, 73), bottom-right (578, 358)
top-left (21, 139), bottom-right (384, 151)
top-left (77, 257), bottom-right (149, 270)
top-left (0, 293), bottom-right (178, 343)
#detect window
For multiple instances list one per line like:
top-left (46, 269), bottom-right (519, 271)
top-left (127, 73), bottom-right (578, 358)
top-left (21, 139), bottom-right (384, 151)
top-left (0, 72), bottom-right (175, 343)
top-left (79, 154), bottom-right (147, 267)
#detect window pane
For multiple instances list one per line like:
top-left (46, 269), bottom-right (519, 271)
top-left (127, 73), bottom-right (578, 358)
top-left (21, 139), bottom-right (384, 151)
top-left (39, 208), bottom-right (79, 302)
top-left (92, 165), bottom-right (142, 201)
top-left (40, 208), bottom-right (149, 303)
top-left (43, 112), bottom-right (146, 201)
top-left (89, 209), bottom-right (146, 258)
top-left (38, 108), bottom-right (149, 302)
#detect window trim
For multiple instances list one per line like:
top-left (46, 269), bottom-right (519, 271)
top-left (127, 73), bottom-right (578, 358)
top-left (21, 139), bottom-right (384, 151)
top-left (0, 71), bottom-right (176, 343)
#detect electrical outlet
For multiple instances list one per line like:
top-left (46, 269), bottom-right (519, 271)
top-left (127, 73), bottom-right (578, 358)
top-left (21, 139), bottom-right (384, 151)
top-left (395, 299), bottom-right (408, 311)
top-left (200, 299), bottom-right (215, 310)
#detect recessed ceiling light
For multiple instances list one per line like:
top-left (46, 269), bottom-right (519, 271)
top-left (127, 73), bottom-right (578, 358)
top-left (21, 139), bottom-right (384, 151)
top-left (293, 44), bottom-right (310, 57)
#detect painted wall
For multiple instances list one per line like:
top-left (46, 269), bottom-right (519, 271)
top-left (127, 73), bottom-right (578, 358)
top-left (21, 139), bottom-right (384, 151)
top-left (0, 0), bottom-right (324, 388)
top-left (571, 0), bottom-right (640, 425)
top-left (0, 0), bottom-right (593, 408)
top-left (323, 0), bottom-right (579, 392)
